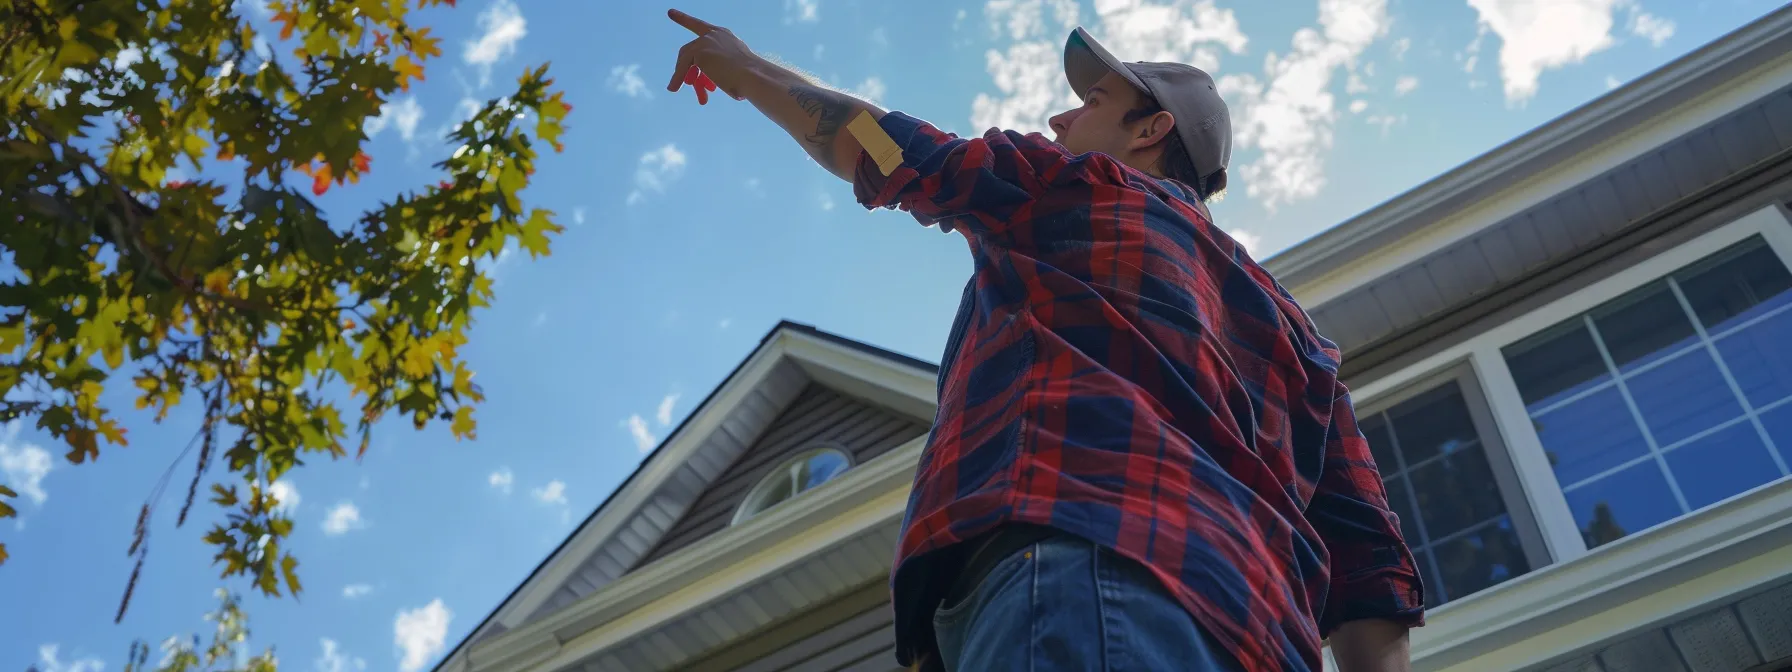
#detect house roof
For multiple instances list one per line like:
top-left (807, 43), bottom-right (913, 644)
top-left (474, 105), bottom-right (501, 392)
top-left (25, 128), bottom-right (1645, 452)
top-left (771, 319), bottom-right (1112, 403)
top-left (433, 321), bottom-right (937, 670)
top-left (1264, 5), bottom-right (1792, 306)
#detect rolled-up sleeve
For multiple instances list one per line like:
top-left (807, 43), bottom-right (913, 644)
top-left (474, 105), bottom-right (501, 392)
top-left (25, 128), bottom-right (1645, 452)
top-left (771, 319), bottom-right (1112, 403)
top-left (851, 111), bottom-right (1092, 240)
top-left (1309, 383), bottom-right (1427, 637)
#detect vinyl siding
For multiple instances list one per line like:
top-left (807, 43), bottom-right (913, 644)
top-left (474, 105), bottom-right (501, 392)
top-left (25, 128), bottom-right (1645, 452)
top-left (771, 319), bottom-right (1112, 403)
top-left (636, 384), bottom-right (928, 566)
top-left (680, 582), bottom-right (901, 672)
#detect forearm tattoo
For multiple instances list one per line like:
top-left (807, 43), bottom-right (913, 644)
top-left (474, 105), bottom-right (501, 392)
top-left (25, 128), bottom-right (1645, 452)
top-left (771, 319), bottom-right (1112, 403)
top-left (787, 84), bottom-right (855, 168)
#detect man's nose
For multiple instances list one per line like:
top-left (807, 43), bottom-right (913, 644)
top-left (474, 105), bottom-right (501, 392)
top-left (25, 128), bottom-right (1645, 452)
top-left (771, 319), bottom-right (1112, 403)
top-left (1048, 109), bottom-right (1076, 137)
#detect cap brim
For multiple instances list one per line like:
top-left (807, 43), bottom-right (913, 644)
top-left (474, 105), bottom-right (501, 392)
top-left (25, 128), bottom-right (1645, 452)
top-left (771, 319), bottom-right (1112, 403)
top-left (1065, 27), bottom-right (1148, 100)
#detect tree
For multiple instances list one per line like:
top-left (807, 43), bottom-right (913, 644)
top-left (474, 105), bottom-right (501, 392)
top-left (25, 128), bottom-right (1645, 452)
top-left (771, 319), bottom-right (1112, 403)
top-left (0, 0), bottom-right (569, 620)
top-left (116, 589), bottom-right (279, 672)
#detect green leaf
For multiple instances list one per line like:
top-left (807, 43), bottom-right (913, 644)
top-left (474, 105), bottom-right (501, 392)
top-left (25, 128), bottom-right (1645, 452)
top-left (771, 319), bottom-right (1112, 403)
top-left (280, 554), bottom-right (302, 596)
top-left (518, 209), bottom-right (560, 258)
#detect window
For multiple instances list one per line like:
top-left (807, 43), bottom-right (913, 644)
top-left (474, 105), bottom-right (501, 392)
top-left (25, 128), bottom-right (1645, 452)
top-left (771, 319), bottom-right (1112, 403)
top-left (732, 445), bottom-right (855, 524)
top-left (1502, 236), bottom-right (1792, 550)
top-left (1360, 377), bottom-right (1540, 607)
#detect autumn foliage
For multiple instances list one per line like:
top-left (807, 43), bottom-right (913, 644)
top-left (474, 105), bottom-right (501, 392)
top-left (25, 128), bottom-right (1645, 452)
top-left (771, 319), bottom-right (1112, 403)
top-left (0, 0), bottom-right (568, 619)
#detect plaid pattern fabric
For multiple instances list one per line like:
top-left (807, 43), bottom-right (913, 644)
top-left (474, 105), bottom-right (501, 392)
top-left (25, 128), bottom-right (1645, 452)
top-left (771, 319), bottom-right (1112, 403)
top-left (854, 112), bottom-right (1426, 672)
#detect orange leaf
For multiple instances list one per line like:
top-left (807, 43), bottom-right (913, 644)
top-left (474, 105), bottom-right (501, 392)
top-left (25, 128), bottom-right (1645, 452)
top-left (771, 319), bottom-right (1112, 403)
top-left (311, 164), bottom-right (332, 196)
top-left (374, 31), bottom-right (389, 50)
top-left (273, 10), bottom-right (298, 40)
top-left (353, 151), bottom-right (372, 174)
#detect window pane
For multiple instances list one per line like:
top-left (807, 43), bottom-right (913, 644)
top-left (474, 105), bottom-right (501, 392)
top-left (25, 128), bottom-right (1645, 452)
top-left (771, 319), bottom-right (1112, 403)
top-left (1533, 387), bottom-right (1650, 485)
top-left (1430, 517), bottom-right (1529, 602)
top-left (1714, 307), bottom-right (1792, 409)
top-left (1383, 475), bottom-right (1423, 545)
top-left (799, 450), bottom-right (851, 490)
top-left (1507, 322), bottom-right (1611, 410)
top-left (1385, 383), bottom-right (1479, 465)
top-left (1759, 403), bottom-right (1792, 467)
top-left (1565, 462), bottom-right (1681, 548)
top-left (1663, 421), bottom-right (1781, 510)
top-left (1675, 239), bottom-right (1792, 333)
top-left (1626, 348), bottom-right (1745, 448)
top-left (1361, 414), bottom-right (1399, 474)
top-left (1409, 445), bottom-right (1506, 538)
top-left (1590, 282), bottom-right (1698, 373)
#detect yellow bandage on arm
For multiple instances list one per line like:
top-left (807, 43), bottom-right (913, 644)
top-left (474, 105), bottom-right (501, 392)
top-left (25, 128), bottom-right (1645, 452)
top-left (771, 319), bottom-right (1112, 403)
top-left (848, 111), bottom-right (903, 177)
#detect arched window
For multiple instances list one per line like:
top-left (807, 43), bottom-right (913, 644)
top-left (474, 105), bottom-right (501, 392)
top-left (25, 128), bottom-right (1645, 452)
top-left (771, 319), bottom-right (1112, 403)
top-left (732, 444), bottom-right (854, 524)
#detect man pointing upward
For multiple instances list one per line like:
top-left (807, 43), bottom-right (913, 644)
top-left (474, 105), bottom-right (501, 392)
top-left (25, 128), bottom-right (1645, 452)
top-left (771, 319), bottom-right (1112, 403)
top-left (664, 9), bottom-right (1425, 672)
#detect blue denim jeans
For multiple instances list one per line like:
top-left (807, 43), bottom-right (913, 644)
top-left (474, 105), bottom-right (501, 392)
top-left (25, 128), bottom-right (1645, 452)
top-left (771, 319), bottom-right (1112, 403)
top-left (930, 535), bottom-right (1243, 671)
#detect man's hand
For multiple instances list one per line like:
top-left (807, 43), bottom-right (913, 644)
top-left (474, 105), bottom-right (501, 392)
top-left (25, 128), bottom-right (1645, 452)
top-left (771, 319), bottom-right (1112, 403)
top-left (664, 8), bottom-right (887, 181)
top-left (666, 9), bottom-right (756, 105)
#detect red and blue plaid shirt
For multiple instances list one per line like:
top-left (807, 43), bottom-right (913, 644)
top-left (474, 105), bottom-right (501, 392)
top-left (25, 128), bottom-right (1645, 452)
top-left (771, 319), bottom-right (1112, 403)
top-left (853, 112), bottom-right (1426, 672)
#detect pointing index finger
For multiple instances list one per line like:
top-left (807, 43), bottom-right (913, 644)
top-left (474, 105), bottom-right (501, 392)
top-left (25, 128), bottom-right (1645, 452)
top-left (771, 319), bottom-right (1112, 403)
top-left (668, 9), bottom-right (717, 35)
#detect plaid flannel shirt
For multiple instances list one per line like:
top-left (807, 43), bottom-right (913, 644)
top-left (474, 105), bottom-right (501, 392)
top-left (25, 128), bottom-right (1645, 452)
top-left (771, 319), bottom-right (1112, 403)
top-left (852, 112), bottom-right (1426, 672)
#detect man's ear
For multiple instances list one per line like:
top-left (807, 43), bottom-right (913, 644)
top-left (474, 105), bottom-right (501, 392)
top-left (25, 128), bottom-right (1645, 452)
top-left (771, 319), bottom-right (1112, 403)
top-left (1130, 110), bottom-right (1175, 150)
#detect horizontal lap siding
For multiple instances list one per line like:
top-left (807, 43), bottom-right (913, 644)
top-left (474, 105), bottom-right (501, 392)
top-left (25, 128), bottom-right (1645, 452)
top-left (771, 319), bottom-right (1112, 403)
top-left (636, 385), bottom-right (928, 565)
top-left (681, 581), bottom-right (901, 672)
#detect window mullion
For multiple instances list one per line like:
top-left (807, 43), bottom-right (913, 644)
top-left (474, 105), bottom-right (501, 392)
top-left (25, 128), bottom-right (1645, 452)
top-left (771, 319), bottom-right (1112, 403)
top-left (1666, 277), bottom-right (1792, 476)
top-left (1582, 315), bottom-right (1691, 514)
top-left (1470, 347), bottom-right (1588, 563)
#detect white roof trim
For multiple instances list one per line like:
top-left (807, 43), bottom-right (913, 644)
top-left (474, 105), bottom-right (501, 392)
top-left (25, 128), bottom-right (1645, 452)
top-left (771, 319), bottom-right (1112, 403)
top-left (1267, 6), bottom-right (1792, 307)
top-left (466, 437), bottom-right (924, 671)
top-left (437, 324), bottom-right (937, 671)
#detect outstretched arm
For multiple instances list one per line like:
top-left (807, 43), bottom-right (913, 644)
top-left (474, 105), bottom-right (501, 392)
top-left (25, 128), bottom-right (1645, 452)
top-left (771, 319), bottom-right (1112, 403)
top-left (665, 9), bottom-right (884, 181)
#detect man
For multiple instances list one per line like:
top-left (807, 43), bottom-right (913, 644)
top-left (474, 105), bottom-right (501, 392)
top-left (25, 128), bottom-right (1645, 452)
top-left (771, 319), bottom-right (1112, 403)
top-left (664, 9), bottom-right (1425, 672)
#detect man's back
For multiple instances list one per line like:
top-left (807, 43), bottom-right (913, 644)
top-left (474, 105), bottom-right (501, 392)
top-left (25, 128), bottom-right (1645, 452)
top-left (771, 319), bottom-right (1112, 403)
top-left (853, 112), bottom-right (1426, 671)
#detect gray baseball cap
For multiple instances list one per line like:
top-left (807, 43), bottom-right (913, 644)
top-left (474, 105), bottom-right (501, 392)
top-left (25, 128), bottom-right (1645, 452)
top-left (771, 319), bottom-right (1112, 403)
top-left (1064, 27), bottom-right (1232, 181)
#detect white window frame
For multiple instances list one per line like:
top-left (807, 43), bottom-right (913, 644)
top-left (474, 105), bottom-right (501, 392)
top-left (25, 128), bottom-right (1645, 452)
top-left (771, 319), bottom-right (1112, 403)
top-left (730, 442), bottom-right (856, 525)
top-left (1351, 204), bottom-right (1792, 567)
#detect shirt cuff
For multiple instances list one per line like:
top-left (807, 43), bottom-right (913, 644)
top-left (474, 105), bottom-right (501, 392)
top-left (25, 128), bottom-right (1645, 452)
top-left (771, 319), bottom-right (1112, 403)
top-left (1322, 562), bottom-right (1427, 637)
top-left (851, 112), bottom-right (956, 232)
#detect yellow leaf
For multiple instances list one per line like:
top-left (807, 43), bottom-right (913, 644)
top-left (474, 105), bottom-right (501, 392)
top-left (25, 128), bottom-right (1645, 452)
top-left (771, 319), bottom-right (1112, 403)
top-left (204, 268), bottom-right (231, 295)
top-left (393, 55), bottom-right (424, 91)
top-left (0, 321), bottom-right (24, 352)
top-left (0, 542), bottom-right (9, 565)
top-left (450, 406), bottom-right (476, 440)
top-left (97, 418), bottom-right (129, 447)
top-left (58, 16), bottom-right (78, 40)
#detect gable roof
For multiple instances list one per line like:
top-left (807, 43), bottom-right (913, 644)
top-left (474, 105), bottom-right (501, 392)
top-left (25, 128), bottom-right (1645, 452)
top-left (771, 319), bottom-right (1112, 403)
top-left (433, 321), bottom-right (937, 670)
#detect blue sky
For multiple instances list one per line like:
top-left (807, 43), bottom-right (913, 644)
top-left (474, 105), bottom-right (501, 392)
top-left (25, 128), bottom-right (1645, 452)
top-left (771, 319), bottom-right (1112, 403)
top-left (2, 0), bottom-right (1783, 669)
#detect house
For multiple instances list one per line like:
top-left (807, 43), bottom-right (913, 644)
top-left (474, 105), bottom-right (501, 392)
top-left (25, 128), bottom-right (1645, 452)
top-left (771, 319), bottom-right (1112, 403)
top-left (435, 6), bottom-right (1792, 671)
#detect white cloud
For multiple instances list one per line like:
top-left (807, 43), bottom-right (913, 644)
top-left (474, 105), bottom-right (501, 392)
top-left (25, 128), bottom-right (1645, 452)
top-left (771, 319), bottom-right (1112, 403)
top-left (744, 177), bottom-right (765, 197)
top-left (314, 638), bottom-right (366, 672)
top-left (488, 468), bottom-right (514, 495)
top-left (532, 311), bottom-right (548, 327)
top-left (1393, 75), bottom-right (1419, 96)
top-left (321, 501), bottom-right (364, 535)
top-left (1365, 112), bottom-right (1406, 137)
top-left (1390, 36), bottom-right (1410, 60)
top-left (394, 600), bottom-right (452, 672)
top-left (813, 44), bottom-right (825, 61)
top-left (853, 76), bottom-right (888, 103)
top-left (1228, 229), bottom-right (1262, 254)
top-left (268, 479), bottom-right (300, 515)
top-left (607, 64), bottom-right (648, 98)
top-left (342, 584), bottom-right (373, 598)
top-left (1348, 99), bottom-right (1368, 113)
top-left (954, 8), bottom-right (969, 30)
top-left (870, 27), bottom-right (890, 47)
top-left (365, 97), bottom-right (424, 142)
top-left (626, 144), bottom-right (687, 206)
top-left (571, 206), bottom-right (586, 225)
top-left (1460, 25), bottom-right (1486, 74)
top-left (1, 422), bottom-right (52, 505)
top-left (464, 0), bottom-right (526, 85)
top-left (818, 191), bottom-right (836, 211)
top-left (1604, 74), bottom-right (1622, 89)
top-left (1629, 9), bottom-right (1674, 47)
top-left (1222, 0), bottom-right (1393, 211)
top-left (531, 480), bottom-right (566, 506)
top-left (1345, 72), bottom-right (1370, 94)
top-left (786, 0), bottom-right (819, 23)
top-left (1466, 0), bottom-right (1646, 105)
top-left (623, 414), bottom-right (657, 453)
top-left (235, 0), bottom-right (272, 19)
top-left (970, 0), bottom-right (1247, 135)
top-left (719, 318), bottom-right (733, 330)
top-left (655, 394), bottom-right (681, 427)
top-left (36, 644), bottom-right (103, 672)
